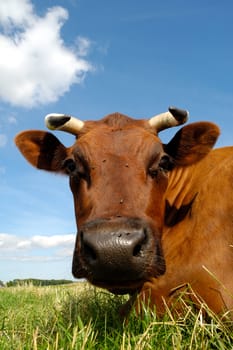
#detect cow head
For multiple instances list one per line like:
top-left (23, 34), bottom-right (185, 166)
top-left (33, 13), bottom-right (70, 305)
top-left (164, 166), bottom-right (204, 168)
top-left (15, 107), bottom-right (220, 295)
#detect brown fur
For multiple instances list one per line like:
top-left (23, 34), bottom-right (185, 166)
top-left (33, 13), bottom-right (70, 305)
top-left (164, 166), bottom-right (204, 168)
top-left (138, 147), bottom-right (233, 317)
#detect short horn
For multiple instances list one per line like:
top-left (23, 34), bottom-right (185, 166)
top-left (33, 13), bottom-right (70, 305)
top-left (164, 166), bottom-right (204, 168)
top-left (148, 106), bottom-right (189, 132)
top-left (45, 114), bottom-right (84, 135)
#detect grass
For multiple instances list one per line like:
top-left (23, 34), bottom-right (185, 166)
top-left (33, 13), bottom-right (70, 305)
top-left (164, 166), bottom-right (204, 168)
top-left (0, 282), bottom-right (233, 349)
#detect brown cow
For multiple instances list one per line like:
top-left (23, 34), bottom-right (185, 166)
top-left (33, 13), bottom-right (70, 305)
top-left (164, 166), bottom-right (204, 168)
top-left (15, 107), bottom-right (233, 317)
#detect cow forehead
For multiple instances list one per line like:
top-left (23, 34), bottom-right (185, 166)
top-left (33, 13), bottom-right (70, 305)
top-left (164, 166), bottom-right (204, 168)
top-left (72, 123), bottom-right (163, 162)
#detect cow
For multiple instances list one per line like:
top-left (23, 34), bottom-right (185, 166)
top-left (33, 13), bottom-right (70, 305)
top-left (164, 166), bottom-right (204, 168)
top-left (15, 107), bottom-right (233, 318)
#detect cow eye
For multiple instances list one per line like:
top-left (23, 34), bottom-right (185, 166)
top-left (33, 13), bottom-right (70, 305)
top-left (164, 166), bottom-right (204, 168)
top-left (63, 158), bottom-right (90, 184)
top-left (63, 158), bottom-right (77, 175)
top-left (148, 155), bottom-right (174, 179)
top-left (148, 166), bottom-right (159, 179)
top-left (159, 155), bottom-right (174, 171)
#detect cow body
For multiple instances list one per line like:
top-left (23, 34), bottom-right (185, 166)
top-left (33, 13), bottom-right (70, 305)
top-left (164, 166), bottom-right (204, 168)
top-left (15, 110), bottom-right (233, 317)
top-left (141, 147), bottom-right (233, 316)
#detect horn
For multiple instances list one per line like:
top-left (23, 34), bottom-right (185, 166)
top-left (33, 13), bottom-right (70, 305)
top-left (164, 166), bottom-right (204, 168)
top-left (148, 106), bottom-right (189, 132)
top-left (45, 113), bottom-right (84, 135)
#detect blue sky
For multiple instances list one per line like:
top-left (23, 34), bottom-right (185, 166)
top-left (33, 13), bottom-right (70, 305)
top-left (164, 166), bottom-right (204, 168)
top-left (0, 0), bottom-right (233, 283)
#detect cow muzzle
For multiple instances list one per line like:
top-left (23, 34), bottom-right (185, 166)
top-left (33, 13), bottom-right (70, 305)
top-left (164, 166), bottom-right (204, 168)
top-left (72, 218), bottom-right (165, 294)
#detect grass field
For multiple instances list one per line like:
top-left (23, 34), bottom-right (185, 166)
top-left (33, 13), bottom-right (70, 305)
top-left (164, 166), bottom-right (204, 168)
top-left (0, 282), bottom-right (233, 349)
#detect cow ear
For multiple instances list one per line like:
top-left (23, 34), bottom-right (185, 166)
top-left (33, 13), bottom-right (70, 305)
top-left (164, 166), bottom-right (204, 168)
top-left (15, 130), bottom-right (68, 173)
top-left (164, 122), bottom-right (220, 166)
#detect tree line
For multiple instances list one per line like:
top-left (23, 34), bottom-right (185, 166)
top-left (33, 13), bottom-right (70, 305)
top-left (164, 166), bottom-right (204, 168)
top-left (0, 279), bottom-right (74, 287)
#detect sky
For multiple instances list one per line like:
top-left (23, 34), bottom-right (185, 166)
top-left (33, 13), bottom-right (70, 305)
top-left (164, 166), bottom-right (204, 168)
top-left (0, 0), bottom-right (233, 283)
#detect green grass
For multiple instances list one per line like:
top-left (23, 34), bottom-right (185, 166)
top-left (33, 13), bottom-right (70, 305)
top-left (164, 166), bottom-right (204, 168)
top-left (0, 283), bottom-right (232, 349)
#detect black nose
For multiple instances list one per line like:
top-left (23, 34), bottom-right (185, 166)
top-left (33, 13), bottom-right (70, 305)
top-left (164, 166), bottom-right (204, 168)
top-left (79, 218), bottom-right (151, 282)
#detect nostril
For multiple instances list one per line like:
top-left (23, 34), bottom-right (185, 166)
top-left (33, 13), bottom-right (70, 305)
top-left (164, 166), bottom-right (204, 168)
top-left (133, 244), bottom-right (142, 257)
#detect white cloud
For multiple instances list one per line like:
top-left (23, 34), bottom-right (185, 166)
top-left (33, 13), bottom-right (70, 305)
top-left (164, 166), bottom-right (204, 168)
top-left (75, 36), bottom-right (92, 57)
top-left (0, 233), bottom-right (75, 261)
top-left (0, 0), bottom-right (93, 108)
top-left (0, 0), bottom-right (34, 29)
top-left (0, 255), bottom-right (71, 262)
top-left (32, 234), bottom-right (75, 248)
